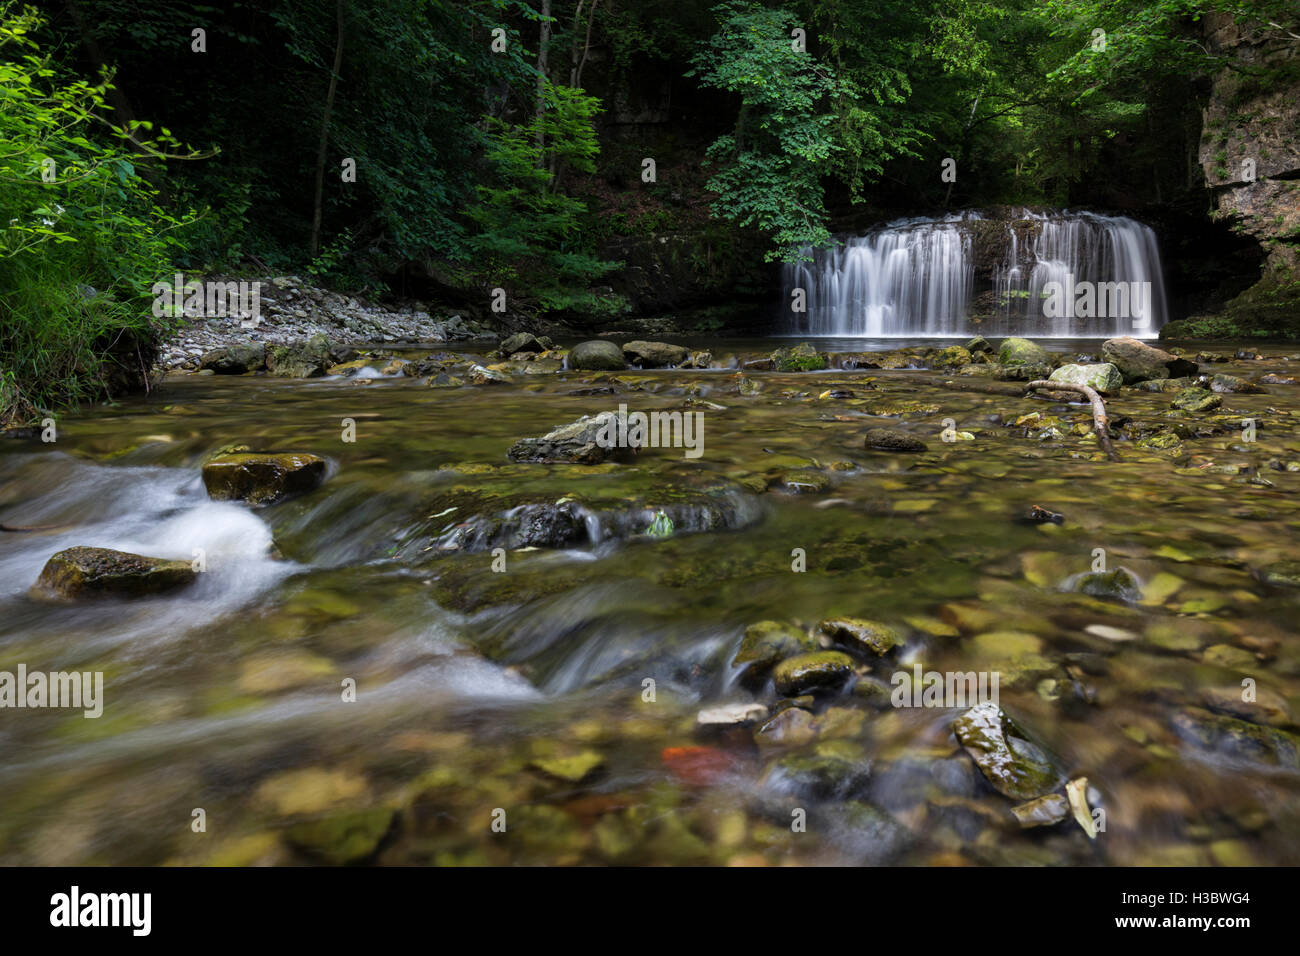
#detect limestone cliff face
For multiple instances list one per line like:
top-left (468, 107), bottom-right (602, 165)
top-left (1186, 12), bottom-right (1300, 336)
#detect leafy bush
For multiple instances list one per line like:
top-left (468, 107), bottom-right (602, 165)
top-left (0, 3), bottom-right (192, 425)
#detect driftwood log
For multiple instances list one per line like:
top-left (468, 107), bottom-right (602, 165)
top-left (1024, 380), bottom-right (1120, 461)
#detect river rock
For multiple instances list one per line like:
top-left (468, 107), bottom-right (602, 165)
top-left (1048, 362), bottom-right (1122, 393)
top-left (569, 340), bottom-right (626, 371)
top-left (32, 546), bottom-right (197, 600)
top-left (624, 340), bottom-right (689, 368)
top-left (864, 427), bottom-right (927, 452)
top-left (1171, 388), bottom-right (1222, 412)
top-left (507, 413), bottom-right (622, 465)
top-left (1210, 372), bottom-right (1266, 394)
top-left (1101, 336), bottom-right (1197, 383)
top-left (1070, 567), bottom-right (1142, 601)
top-left (771, 342), bottom-right (827, 372)
top-left (772, 651), bottom-right (856, 695)
top-left (498, 332), bottom-right (545, 356)
top-left (733, 621), bottom-right (817, 681)
top-left (820, 617), bottom-right (900, 655)
top-left (952, 701), bottom-right (1063, 801)
top-left (267, 335), bottom-right (357, 378)
top-left (998, 337), bottom-right (1049, 366)
top-left (697, 702), bottom-right (768, 728)
top-left (202, 452), bottom-right (328, 505)
top-left (1257, 560), bottom-right (1300, 588)
top-left (929, 345), bottom-right (972, 370)
top-left (1171, 708), bottom-right (1300, 770)
top-left (1010, 793), bottom-right (1070, 828)
top-left (284, 808), bottom-right (396, 865)
top-left (966, 335), bottom-right (994, 354)
top-left (199, 344), bottom-right (266, 374)
top-left (467, 364), bottom-right (511, 385)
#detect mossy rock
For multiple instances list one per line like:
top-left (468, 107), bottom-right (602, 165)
top-left (864, 427), bottom-right (927, 453)
top-left (998, 337), bottom-right (1050, 366)
top-left (772, 651), bottom-right (855, 695)
top-left (733, 621), bottom-right (816, 679)
top-left (284, 807), bottom-right (396, 865)
top-left (819, 617), bottom-right (900, 656)
top-left (31, 546), bottom-right (196, 601)
top-left (1070, 567), bottom-right (1142, 602)
top-left (771, 342), bottom-right (828, 372)
top-left (1171, 388), bottom-right (1222, 413)
top-left (952, 701), bottom-right (1063, 801)
top-left (202, 452), bottom-right (328, 505)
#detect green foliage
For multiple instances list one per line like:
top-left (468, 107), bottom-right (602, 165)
top-left (690, 1), bottom-right (844, 261)
top-left (464, 81), bottom-right (619, 313)
top-left (0, 3), bottom-right (193, 424)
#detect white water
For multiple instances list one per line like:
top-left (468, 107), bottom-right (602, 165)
top-left (783, 210), bottom-right (1168, 339)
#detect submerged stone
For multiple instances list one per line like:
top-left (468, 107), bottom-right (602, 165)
top-left (284, 808), bottom-right (396, 865)
top-left (1010, 793), bottom-right (1069, 828)
top-left (952, 701), bottom-right (1063, 801)
top-left (1210, 373), bottom-right (1265, 394)
top-left (202, 453), bottom-right (328, 505)
top-left (863, 427), bottom-right (927, 452)
top-left (32, 546), bottom-right (196, 600)
top-left (1171, 708), bottom-right (1300, 770)
top-left (1070, 567), bottom-right (1142, 602)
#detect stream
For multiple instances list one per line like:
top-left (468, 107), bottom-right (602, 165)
top-left (2, 336), bottom-right (1299, 866)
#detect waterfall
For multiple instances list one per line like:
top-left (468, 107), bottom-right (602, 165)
top-left (783, 210), bottom-right (1168, 338)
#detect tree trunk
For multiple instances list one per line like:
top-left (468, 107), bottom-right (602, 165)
top-left (534, 0), bottom-right (552, 161)
top-left (311, 0), bottom-right (346, 258)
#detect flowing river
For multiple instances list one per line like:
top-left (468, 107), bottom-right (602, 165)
top-left (2, 337), bottom-right (1298, 865)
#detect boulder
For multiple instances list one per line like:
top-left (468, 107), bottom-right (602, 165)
top-left (623, 340), bottom-right (689, 368)
top-left (997, 337), bottom-right (1050, 366)
top-left (771, 342), bottom-right (828, 372)
top-left (498, 332), bottom-right (544, 357)
top-left (1048, 362), bottom-right (1122, 393)
top-left (32, 546), bottom-right (196, 600)
top-left (965, 335), bottom-right (994, 354)
top-left (199, 344), bottom-right (266, 374)
top-left (569, 340), bottom-right (626, 371)
top-left (1101, 336), bottom-right (1197, 384)
top-left (507, 413), bottom-right (623, 465)
top-left (268, 334), bottom-right (357, 379)
top-left (202, 453), bottom-right (328, 505)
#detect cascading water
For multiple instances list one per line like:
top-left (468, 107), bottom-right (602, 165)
top-left (783, 209), bottom-right (1168, 338)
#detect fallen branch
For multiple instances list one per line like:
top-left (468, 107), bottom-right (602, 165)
top-left (1025, 380), bottom-right (1120, 461)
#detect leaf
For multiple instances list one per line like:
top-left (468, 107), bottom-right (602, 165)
top-left (1066, 776), bottom-right (1097, 839)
